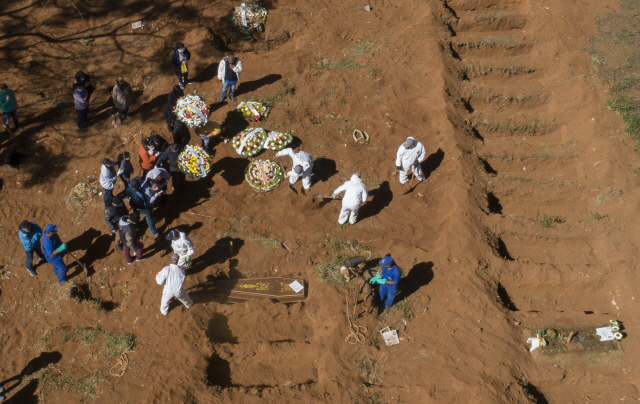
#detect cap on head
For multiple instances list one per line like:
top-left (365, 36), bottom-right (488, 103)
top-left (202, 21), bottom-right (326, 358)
top-left (353, 172), bottom-right (361, 179)
top-left (116, 77), bottom-right (124, 84)
top-left (44, 224), bottom-right (58, 233)
top-left (129, 177), bottom-right (142, 189)
top-left (293, 165), bottom-right (303, 175)
top-left (403, 137), bottom-right (416, 148)
top-left (110, 197), bottom-right (125, 207)
top-left (165, 229), bottom-right (180, 241)
top-left (128, 212), bottom-right (141, 224)
top-left (379, 255), bottom-right (394, 266)
top-left (171, 254), bottom-right (180, 264)
top-left (19, 220), bottom-right (31, 232)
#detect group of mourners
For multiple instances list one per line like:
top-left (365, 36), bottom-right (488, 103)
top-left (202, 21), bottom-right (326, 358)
top-left (13, 39), bottom-right (430, 316)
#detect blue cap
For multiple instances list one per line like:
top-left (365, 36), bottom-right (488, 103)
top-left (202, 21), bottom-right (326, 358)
top-left (44, 224), bottom-right (58, 233)
top-left (379, 255), bottom-right (393, 266)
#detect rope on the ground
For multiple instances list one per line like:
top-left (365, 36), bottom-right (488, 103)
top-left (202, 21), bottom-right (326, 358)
top-left (110, 348), bottom-right (133, 377)
top-left (345, 295), bottom-right (367, 345)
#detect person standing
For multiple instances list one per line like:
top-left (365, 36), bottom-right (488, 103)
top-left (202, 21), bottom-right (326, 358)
top-left (118, 213), bottom-right (145, 264)
top-left (138, 137), bottom-right (160, 177)
top-left (395, 137), bottom-right (426, 184)
top-left (18, 220), bottom-right (44, 276)
top-left (156, 254), bottom-right (193, 315)
top-left (100, 158), bottom-right (118, 205)
top-left (124, 177), bottom-right (159, 236)
top-left (157, 144), bottom-right (186, 194)
top-left (369, 255), bottom-right (401, 314)
top-left (41, 224), bottom-right (68, 283)
top-left (171, 120), bottom-right (191, 148)
top-left (332, 173), bottom-right (369, 225)
top-left (116, 151), bottom-right (134, 185)
top-left (73, 82), bottom-right (89, 132)
top-left (112, 77), bottom-right (133, 126)
top-left (163, 85), bottom-right (184, 132)
top-left (0, 84), bottom-right (23, 135)
top-left (73, 71), bottom-right (95, 102)
top-left (165, 229), bottom-right (194, 267)
top-left (171, 43), bottom-right (192, 89)
top-left (276, 147), bottom-right (313, 194)
top-left (217, 53), bottom-right (243, 102)
top-left (104, 197), bottom-right (128, 234)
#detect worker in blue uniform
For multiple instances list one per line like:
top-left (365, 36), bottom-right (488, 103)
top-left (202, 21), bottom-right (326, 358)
top-left (41, 224), bottom-right (68, 284)
top-left (369, 255), bottom-right (401, 314)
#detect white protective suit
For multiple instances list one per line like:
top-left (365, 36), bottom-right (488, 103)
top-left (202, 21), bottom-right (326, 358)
top-left (156, 264), bottom-right (193, 315)
top-left (395, 137), bottom-right (427, 184)
top-left (333, 174), bottom-right (368, 225)
top-left (99, 162), bottom-right (117, 190)
top-left (276, 148), bottom-right (313, 190)
top-left (171, 231), bottom-right (195, 267)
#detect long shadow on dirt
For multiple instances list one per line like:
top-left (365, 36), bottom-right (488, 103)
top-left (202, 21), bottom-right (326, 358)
top-left (210, 156), bottom-right (247, 187)
top-left (189, 237), bottom-right (245, 277)
top-left (206, 351), bottom-right (232, 387)
top-left (311, 157), bottom-right (338, 185)
top-left (235, 74), bottom-right (282, 97)
top-left (422, 148), bottom-right (445, 179)
top-left (65, 227), bottom-right (113, 275)
top-left (358, 181), bottom-right (392, 222)
top-left (401, 261), bottom-right (434, 299)
top-left (193, 62), bottom-right (220, 84)
top-left (0, 351), bottom-right (62, 400)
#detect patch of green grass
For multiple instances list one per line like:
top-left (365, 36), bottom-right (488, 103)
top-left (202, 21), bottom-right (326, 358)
top-left (312, 40), bottom-right (376, 70)
top-left (476, 119), bottom-right (545, 134)
top-left (607, 96), bottom-right (640, 150)
top-left (593, 187), bottom-right (623, 205)
top-left (338, 98), bottom-right (348, 105)
top-left (63, 327), bottom-right (135, 355)
top-left (610, 77), bottom-right (638, 94)
top-left (315, 261), bottom-right (346, 286)
top-left (253, 82), bottom-right (295, 108)
top-left (459, 65), bottom-right (535, 80)
top-left (475, 11), bottom-right (512, 22)
top-left (250, 233), bottom-right (283, 250)
top-left (537, 212), bottom-right (562, 228)
top-left (104, 331), bottom-right (135, 356)
top-left (217, 229), bottom-right (236, 238)
top-left (40, 330), bottom-right (53, 350)
top-left (396, 297), bottom-right (415, 322)
top-left (632, 167), bottom-right (640, 176)
top-left (324, 236), bottom-right (369, 253)
top-left (505, 175), bottom-right (532, 183)
top-left (315, 236), bottom-right (371, 286)
top-left (584, 211), bottom-right (607, 222)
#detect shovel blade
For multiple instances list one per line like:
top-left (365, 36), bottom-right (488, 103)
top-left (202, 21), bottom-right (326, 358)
top-left (312, 193), bottom-right (324, 202)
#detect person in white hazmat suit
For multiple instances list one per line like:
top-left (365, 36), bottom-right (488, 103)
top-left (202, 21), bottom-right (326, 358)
top-left (332, 173), bottom-right (369, 225)
top-left (275, 147), bottom-right (313, 193)
top-left (395, 137), bottom-right (426, 184)
top-left (165, 229), bottom-right (195, 267)
top-left (156, 254), bottom-right (193, 315)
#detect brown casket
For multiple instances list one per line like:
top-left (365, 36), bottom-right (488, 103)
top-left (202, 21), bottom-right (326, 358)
top-left (214, 277), bottom-right (307, 303)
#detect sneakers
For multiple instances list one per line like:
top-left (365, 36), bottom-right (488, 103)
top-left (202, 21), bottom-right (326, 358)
top-left (180, 85), bottom-right (185, 89)
top-left (29, 270), bottom-right (36, 276)
top-left (80, 127), bottom-right (88, 132)
top-left (231, 96), bottom-right (237, 102)
top-left (186, 81), bottom-right (194, 85)
top-left (125, 116), bottom-right (132, 120)
top-left (383, 307), bottom-right (391, 314)
top-left (136, 257), bottom-right (146, 262)
top-left (127, 261), bottom-right (133, 265)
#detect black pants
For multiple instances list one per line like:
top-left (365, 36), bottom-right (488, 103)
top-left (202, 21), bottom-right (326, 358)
top-left (171, 171), bottom-right (185, 192)
top-left (176, 72), bottom-right (189, 87)
top-left (76, 107), bottom-right (88, 129)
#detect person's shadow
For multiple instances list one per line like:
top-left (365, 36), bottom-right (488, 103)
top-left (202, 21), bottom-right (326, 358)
top-left (422, 148), bottom-right (445, 180)
top-left (235, 74), bottom-right (282, 97)
top-left (401, 262), bottom-right (434, 298)
top-left (358, 181), bottom-right (393, 221)
top-left (189, 237), bottom-right (245, 276)
top-left (209, 157), bottom-right (247, 186)
top-left (65, 228), bottom-right (112, 277)
top-left (311, 157), bottom-right (338, 185)
top-left (1, 351), bottom-right (62, 402)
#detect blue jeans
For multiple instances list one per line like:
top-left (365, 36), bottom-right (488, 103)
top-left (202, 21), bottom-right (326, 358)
top-left (48, 257), bottom-right (68, 283)
top-left (378, 284), bottom-right (398, 308)
top-left (25, 244), bottom-right (44, 272)
top-left (118, 107), bottom-right (129, 121)
top-left (103, 188), bottom-right (113, 205)
top-left (138, 208), bottom-right (158, 235)
top-left (3, 109), bottom-right (19, 129)
top-left (176, 72), bottom-right (189, 87)
top-left (219, 81), bottom-right (237, 101)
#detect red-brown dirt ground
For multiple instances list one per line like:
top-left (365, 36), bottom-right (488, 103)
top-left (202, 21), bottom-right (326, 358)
top-left (1, 0), bottom-right (639, 402)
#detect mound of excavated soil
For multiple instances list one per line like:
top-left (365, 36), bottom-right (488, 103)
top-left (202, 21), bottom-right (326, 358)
top-left (1, 0), bottom-right (639, 402)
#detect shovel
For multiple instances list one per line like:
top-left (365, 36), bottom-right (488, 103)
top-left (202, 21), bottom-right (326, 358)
top-left (403, 172), bottom-right (415, 195)
top-left (68, 251), bottom-right (89, 278)
top-left (313, 193), bottom-right (342, 202)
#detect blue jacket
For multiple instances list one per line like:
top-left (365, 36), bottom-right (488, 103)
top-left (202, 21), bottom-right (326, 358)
top-left (18, 223), bottom-right (42, 251)
top-left (381, 264), bottom-right (401, 289)
top-left (42, 233), bottom-right (66, 262)
top-left (171, 48), bottom-right (191, 73)
top-left (124, 187), bottom-right (148, 210)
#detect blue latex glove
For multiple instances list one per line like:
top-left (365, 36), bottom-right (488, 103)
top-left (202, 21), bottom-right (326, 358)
top-left (185, 255), bottom-right (191, 261)
top-left (369, 274), bottom-right (382, 284)
top-left (376, 277), bottom-right (387, 285)
top-left (55, 243), bottom-right (67, 253)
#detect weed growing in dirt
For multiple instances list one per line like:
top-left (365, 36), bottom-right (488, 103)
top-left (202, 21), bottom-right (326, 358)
top-left (632, 167), bottom-right (640, 176)
top-left (593, 187), bottom-right (622, 205)
top-left (537, 213), bottom-right (562, 228)
top-left (315, 236), bottom-right (371, 286)
top-left (475, 10), bottom-right (512, 22)
top-left (456, 36), bottom-right (518, 49)
top-left (584, 212), bottom-right (607, 222)
top-left (250, 233), bottom-right (283, 250)
top-left (63, 327), bottom-right (135, 355)
top-left (316, 262), bottom-right (346, 286)
top-left (396, 297), bottom-right (415, 322)
top-left (312, 40), bottom-right (376, 70)
top-left (249, 82), bottom-right (295, 108)
top-left (476, 119), bottom-right (545, 134)
top-left (459, 65), bottom-right (535, 80)
top-left (217, 229), bottom-right (237, 238)
top-left (350, 391), bottom-right (384, 404)
top-left (355, 355), bottom-right (379, 382)
top-left (40, 329), bottom-right (53, 350)
top-left (505, 175), bottom-right (532, 183)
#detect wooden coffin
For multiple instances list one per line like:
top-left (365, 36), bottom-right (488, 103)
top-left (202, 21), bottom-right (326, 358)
top-left (214, 277), bottom-right (307, 303)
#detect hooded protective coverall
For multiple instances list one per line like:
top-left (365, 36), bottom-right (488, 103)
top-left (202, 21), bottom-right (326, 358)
top-left (171, 232), bottom-right (195, 267)
top-left (275, 148), bottom-right (313, 190)
top-left (395, 137), bottom-right (426, 184)
top-left (333, 174), bottom-right (368, 225)
top-left (156, 264), bottom-right (193, 315)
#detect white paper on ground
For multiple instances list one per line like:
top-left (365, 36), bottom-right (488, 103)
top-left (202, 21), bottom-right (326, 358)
top-left (289, 280), bottom-right (304, 293)
top-left (596, 326), bottom-right (615, 341)
top-left (527, 337), bottom-right (540, 351)
top-left (131, 21), bottom-right (143, 29)
top-left (382, 329), bottom-right (400, 346)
